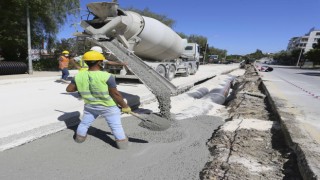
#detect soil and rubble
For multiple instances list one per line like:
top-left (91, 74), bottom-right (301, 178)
top-left (200, 64), bottom-right (302, 179)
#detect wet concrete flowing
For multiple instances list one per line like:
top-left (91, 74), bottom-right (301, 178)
top-left (97, 40), bottom-right (174, 121)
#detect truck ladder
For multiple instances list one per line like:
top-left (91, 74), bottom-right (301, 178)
top-left (88, 38), bottom-right (178, 96)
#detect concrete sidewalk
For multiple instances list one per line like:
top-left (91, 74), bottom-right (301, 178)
top-left (0, 64), bottom-right (239, 151)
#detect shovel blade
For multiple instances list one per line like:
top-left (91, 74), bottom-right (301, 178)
top-left (131, 112), bottom-right (171, 131)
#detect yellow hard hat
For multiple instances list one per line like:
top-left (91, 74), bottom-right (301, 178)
top-left (62, 50), bottom-right (69, 54)
top-left (82, 51), bottom-right (105, 61)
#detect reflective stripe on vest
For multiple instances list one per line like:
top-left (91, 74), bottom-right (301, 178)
top-left (75, 71), bottom-right (116, 106)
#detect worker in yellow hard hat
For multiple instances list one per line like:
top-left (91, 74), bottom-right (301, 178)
top-left (66, 51), bottom-right (131, 149)
top-left (72, 46), bottom-right (127, 71)
top-left (58, 50), bottom-right (71, 82)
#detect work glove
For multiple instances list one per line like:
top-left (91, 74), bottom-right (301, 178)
top-left (121, 107), bottom-right (132, 114)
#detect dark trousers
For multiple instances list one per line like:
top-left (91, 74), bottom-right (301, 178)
top-left (61, 68), bottom-right (69, 80)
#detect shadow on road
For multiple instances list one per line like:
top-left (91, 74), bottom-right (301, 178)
top-left (55, 110), bottom-right (148, 148)
top-left (60, 92), bottom-right (81, 99)
top-left (296, 72), bottom-right (320, 77)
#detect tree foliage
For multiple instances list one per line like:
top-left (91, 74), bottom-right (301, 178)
top-left (187, 34), bottom-right (207, 49)
top-left (177, 32), bottom-right (188, 39)
top-left (207, 47), bottom-right (226, 59)
top-left (273, 50), bottom-right (301, 65)
top-left (306, 39), bottom-right (320, 66)
top-left (246, 49), bottom-right (265, 60)
top-left (54, 37), bottom-right (95, 56)
top-left (0, 0), bottom-right (80, 61)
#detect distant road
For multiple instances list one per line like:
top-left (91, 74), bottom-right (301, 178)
top-left (260, 65), bottom-right (320, 138)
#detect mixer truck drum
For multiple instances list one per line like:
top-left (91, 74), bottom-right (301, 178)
top-left (0, 61), bottom-right (28, 75)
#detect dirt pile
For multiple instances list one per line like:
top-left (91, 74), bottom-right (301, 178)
top-left (200, 64), bottom-right (302, 180)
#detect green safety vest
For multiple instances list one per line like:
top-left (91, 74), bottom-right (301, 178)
top-left (74, 55), bottom-right (89, 71)
top-left (75, 71), bottom-right (116, 107)
top-left (79, 59), bottom-right (89, 71)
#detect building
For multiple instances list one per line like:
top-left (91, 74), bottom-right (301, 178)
top-left (287, 28), bottom-right (320, 52)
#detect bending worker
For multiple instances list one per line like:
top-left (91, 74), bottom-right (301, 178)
top-left (66, 51), bottom-right (132, 149)
top-left (73, 46), bottom-right (127, 71)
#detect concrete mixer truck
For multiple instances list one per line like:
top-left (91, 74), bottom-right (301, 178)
top-left (76, 1), bottom-right (201, 82)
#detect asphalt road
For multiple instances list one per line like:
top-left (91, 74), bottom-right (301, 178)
top-left (261, 65), bottom-right (320, 134)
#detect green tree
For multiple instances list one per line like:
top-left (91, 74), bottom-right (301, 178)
top-left (206, 46), bottom-right (227, 63)
top-left (247, 49), bottom-right (265, 60)
top-left (306, 39), bottom-right (320, 66)
top-left (0, 0), bottom-right (79, 61)
top-left (305, 49), bottom-right (320, 66)
top-left (273, 50), bottom-right (292, 65)
top-left (54, 37), bottom-right (96, 56)
top-left (227, 55), bottom-right (243, 62)
top-left (177, 32), bottom-right (188, 39)
top-left (291, 49), bottom-right (304, 65)
top-left (187, 34), bottom-right (207, 49)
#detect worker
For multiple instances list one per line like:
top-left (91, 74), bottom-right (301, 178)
top-left (58, 50), bottom-right (71, 82)
top-left (66, 51), bottom-right (132, 150)
top-left (72, 46), bottom-right (127, 71)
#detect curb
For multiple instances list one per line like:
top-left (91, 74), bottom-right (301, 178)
top-left (0, 111), bottom-right (81, 152)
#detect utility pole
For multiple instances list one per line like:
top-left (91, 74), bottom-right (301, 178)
top-left (27, 0), bottom-right (33, 74)
top-left (296, 48), bottom-right (303, 67)
top-left (202, 43), bottom-right (208, 64)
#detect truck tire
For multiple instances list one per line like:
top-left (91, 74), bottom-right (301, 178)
top-left (166, 65), bottom-right (176, 81)
top-left (181, 64), bottom-right (191, 77)
top-left (191, 69), bottom-right (197, 75)
top-left (190, 65), bottom-right (197, 75)
top-left (156, 64), bottom-right (166, 77)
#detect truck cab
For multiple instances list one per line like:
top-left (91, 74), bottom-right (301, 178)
top-left (181, 43), bottom-right (201, 61)
top-left (175, 43), bottom-right (200, 77)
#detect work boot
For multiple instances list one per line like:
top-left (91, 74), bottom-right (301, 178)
top-left (74, 134), bottom-right (87, 143)
top-left (116, 139), bottom-right (129, 150)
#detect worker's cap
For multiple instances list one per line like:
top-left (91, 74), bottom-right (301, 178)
top-left (82, 51), bottom-right (105, 61)
top-left (62, 50), bottom-right (69, 54)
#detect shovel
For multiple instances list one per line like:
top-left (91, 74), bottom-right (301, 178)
top-left (130, 112), bottom-right (171, 131)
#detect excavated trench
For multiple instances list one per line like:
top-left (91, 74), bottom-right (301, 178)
top-left (200, 64), bottom-right (302, 180)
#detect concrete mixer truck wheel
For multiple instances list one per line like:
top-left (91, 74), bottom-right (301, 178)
top-left (181, 64), bottom-right (191, 77)
top-left (190, 65), bottom-right (197, 75)
top-left (166, 65), bottom-right (176, 81)
top-left (156, 64), bottom-right (166, 77)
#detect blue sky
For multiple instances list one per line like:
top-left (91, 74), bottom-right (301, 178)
top-left (58, 0), bottom-right (320, 55)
